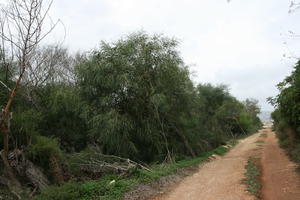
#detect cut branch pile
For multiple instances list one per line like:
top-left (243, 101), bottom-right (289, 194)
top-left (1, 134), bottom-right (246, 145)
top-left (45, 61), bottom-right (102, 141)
top-left (0, 149), bottom-right (49, 198)
top-left (73, 147), bottom-right (150, 178)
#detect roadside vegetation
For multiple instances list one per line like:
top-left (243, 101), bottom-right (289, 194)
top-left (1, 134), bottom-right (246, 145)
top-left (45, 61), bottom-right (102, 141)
top-left (243, 157), bottom-right (262, 199)
top-left (255, 140), bottom-right (265, 144)
top-left (36, 142), bottom-right (237, 200)
top-left (0, 1), bottom-right (262, 199)
top-left (259, 133), bottom-right (268, 138)
top-left (269, 60), bottom-right (300, 165)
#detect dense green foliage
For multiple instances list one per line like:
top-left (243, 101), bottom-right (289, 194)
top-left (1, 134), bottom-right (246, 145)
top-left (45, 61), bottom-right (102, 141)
top-left (76, 33), bottom-right (195, 161)
top-left (74, 33), bottom-right (261, 162)
top-left (1, 32), bottom-right (262, 198)
top-left (270, 60), bottom-right (300, 163)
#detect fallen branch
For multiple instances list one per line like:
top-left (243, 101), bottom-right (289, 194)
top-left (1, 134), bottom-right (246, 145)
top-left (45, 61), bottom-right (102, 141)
top-left (1, 149), bottom-right (50, 192)
top-left (73, 146), bottom-right (151, 178)
top-left (0, 150), bottom-right (22, 199)
top-left (0, 80), bottom-right (11, 91)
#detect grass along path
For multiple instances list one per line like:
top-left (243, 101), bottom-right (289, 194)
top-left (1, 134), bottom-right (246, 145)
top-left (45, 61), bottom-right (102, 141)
top-left (242, 157), bottom-right (262, 199)
top-left (35, 142), bottom-right (237, 200)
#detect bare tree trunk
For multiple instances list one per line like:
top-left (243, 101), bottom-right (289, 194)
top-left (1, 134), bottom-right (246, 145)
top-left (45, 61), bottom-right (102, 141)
top-left (2, 125), bottom-right (9, 154)
top-left (0, 0), bottom-right (60, 191)
top-left (154, 107), bottom-right (172, 162)
top-left (175, 129), bottom-right (196, 158)
top-left (0, 0), bottom-right (60, 152)
top-left (0, 67), bottom-right (26, 154)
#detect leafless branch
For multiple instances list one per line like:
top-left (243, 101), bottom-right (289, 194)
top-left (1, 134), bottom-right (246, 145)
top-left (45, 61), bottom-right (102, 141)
top-left (0, 0), bottom-right (59, 154)
top-left (0, 80), bottom-right (12, 91)
top-left (289, 1), bottom-right (300, 13)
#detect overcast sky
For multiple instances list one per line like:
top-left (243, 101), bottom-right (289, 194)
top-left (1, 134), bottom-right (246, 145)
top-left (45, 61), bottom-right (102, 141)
top-left (46, 0), bottom-right (300, 111)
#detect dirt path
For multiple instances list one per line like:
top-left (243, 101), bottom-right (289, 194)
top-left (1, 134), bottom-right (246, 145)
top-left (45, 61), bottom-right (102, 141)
top-left (151, 129), bottom-right (300, 200)
top-left (261, 130), bottom-right (300, 200)
top-left (152, 132), bottom-right (261, 200)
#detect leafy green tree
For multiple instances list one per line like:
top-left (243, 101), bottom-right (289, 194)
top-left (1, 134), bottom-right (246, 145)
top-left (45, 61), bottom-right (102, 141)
top-left (269, 60), bottom-right (300, 164)
top-left (76, 32), bottom-right (199, 161)
top-left (242, 98), bottom-right (262, 132)
top-left (243, 98), bottom-right (260, 117)
top-left (271, 60), bottom-right (300, 136)
top-left (196, 84), bottom-right (231, 129)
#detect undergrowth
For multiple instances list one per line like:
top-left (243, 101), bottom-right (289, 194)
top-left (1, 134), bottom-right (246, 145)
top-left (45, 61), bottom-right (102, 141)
top-left (0, 186), bottom-right (18, 200)
top-left (35, 141), bottom-right (238, 200)
top-left (275, 125), bottom-right (300, 165)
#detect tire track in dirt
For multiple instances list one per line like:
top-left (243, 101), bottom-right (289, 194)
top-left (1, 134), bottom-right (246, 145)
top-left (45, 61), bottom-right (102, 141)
top-left (261, 130), bottom-right (300, 200)
top-left (150, 128), bottom-right (300, 200)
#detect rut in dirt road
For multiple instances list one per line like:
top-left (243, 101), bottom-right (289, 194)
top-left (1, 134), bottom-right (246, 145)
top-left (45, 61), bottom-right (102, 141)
top-left (261, 131), bottom-right (300, 200)
top-left (151, 129), bottom-right (300, 200)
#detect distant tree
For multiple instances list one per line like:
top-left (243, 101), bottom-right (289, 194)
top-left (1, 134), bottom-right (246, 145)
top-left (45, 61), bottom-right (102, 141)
top-left (196, 84), bottom-right (231, 130)
top-left (214, 98), bottom-right (245, 137)
top-left (24, 45), bottom-right (77, 87)
top-left (243, 98), bottom-right (260, 116)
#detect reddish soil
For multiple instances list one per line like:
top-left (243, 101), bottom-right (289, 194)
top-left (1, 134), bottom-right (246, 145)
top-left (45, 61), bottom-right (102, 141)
top-left (148, 128), bottom-right (300, 200)
top-left (151, 133), bottom-right (261, 200)
top-left (261, 130), bottom-right (300, 200)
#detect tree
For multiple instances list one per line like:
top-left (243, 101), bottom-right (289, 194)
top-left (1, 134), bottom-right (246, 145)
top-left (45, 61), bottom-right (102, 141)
top-left (0, 0), bottom-right (59, 195)
top-left (196, 84), bottom-right (231, 126)
top-left (24, 45), bottom-right (78, 88)
top-left (76, 32), bottom-right (197, 161)
top-left (0, 0), bottom-right (59, 154)
top-left (269, 60), bottom-right (300, 166)
top-left (243, 98), bottom-right (260, 116)
top-left (271, 60), bottom-right (300, 136)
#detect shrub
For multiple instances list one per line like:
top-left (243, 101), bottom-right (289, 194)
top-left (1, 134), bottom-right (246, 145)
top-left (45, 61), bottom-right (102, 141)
top-left (290, 144), bottom-right (300, 163)
top-left (27, 136), bottom-right (63, 169)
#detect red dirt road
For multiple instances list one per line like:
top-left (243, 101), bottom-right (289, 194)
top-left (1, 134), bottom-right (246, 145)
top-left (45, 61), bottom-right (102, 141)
top-left (151, 129), bottom-right (300, 200)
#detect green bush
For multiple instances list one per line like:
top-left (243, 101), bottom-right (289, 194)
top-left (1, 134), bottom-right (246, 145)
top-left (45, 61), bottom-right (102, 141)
top-left (35, 181), bottom-right (81, 200)
top-left (290, 144), bottom-right (300, 163)
top-left (37, 85), bottom-right (88, 152)
top-left (213, 146), bottom-right (229, 155)
top-left (27, 136), bottom-right (63, 169)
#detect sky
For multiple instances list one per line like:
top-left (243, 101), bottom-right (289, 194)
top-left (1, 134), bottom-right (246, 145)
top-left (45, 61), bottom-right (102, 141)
top-left (45, 0), bottom-right (300, 111)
